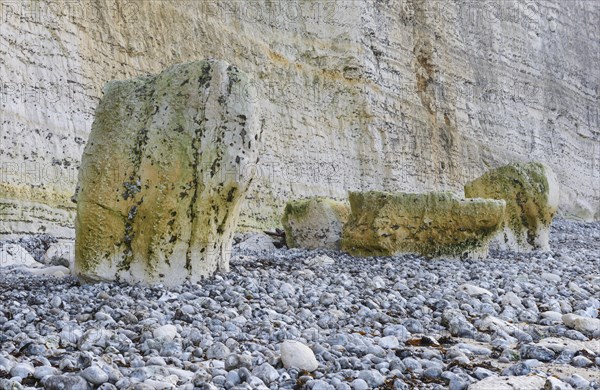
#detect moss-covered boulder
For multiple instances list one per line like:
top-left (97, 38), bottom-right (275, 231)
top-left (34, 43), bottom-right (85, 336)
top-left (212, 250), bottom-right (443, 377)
top-left (282, 197), bottom-right (350, 250)
top-left (74, 60), bottom-right (262, 286)
top-left (341, 192), bottom-right (505, 259)
top-left (464, 162), bottom-right (559, 251)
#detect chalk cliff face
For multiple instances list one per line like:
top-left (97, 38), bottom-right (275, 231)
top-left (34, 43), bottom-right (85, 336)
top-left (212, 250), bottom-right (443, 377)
top-left (1, 0), bottom-right (599, 239)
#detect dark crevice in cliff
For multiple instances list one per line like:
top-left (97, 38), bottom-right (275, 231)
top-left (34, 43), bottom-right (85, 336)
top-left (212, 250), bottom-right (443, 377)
top-left (409, 0), bottom-right (462, 188)
top-left (185, 63), bottom-right (211, 272)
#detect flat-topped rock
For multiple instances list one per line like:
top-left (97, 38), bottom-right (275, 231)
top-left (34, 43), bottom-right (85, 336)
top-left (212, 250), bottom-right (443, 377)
top-left (464, 162), bottom-right (559, 251)
top-left (341, 191), bottom-right (505, 259)
top-left (468, 375), bottom-right (546, 390)
top-left (562, 314), bottom-right (600, 336)
top-left (74, 60), bottom-right (262, 286)
top-left (282, 197), bottom-right (350, 250)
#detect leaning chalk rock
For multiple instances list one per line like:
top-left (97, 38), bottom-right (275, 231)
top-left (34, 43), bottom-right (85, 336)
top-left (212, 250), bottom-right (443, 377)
top-left (464, 162), bottom-right (559, 251)
top-left (341, 192), bottom-right (505, 259)
top-left (282, 197), bottom-right (350, 250)
top-left (0, 244), bottom-right (42, 268)
top-left (44, 241), bottom-right (74, 267)
top-left (74, 60), bottom-right (262, 286)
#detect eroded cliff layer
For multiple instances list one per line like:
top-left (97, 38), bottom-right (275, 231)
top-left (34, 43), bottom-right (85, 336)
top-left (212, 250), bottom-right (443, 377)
top-left (1, 0), bottom-right (598, 239)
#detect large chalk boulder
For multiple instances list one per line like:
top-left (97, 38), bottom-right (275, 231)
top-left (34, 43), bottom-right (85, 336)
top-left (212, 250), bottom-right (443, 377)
top-left (464, 162), bottom-right (559, 251)
top-left (341, 192), bottom-right (505, 259)
top-left (282, 197), bottom-right (350, 250)
top-left (74, 60), bottom-right (262, 286)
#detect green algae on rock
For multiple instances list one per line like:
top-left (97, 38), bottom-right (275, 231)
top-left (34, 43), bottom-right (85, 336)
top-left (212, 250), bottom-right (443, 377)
top-left (464, 162), bottom-right (559, 251)
top-left (282, 197), bottom-right (350, 250)
top-left (341, 191), bottom-right (505, 259)
top-left (74, 60), bottom-right (262, 286)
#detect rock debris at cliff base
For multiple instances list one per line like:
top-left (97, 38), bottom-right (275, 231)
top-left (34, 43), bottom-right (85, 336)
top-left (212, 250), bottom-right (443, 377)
top-left (1, 219), bottom-right (599, 390)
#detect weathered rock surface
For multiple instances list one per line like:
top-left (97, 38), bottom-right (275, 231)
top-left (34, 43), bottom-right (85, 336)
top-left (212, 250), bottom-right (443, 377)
top-left (1, 1), bottom-right (598, 240)
top-left (341, 191), bottom-right (505, 258)
top-left (464, 162), bottom-right (560, 251)
top-left (468, 375), bottom-right (546, 390)
top-left (282, 197), bottom-right (350, 250)
top-left (74, 60), bottom-right (262, 286)
top-left (561, 314), bottom-right (600, 336)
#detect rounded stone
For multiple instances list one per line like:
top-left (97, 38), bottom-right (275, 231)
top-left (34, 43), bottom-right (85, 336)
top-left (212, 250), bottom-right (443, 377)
top-left (153, 324), bottom-right (178, 340)
top-left (81, 366), bottom-right (109, 385)
top-left (280, 340), bottom-right (319, 372)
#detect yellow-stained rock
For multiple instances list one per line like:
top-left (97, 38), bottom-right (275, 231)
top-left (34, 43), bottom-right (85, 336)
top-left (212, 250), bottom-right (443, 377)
top-left (464, 162), bottom-right (559, 251)
top-left (341, 192), bottom-right (505, 259)
top-left (74, 60), bottom-right (262, 286)
top-left (282, 197), bottom-right (350, 250)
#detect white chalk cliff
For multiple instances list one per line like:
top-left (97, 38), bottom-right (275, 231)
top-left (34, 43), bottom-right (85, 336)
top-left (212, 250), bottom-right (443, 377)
top-left (1, 0), bottom-right (599, 240)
